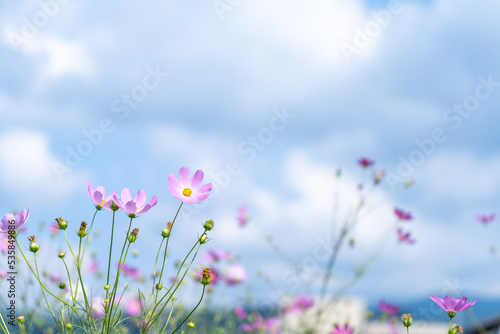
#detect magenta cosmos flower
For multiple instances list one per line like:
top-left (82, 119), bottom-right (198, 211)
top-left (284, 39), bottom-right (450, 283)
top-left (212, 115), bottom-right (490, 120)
top-left (330, 323), bottom-right (354, 334)
top-left (358, 157), bottom-right (374, 168)
top-left (234, 306), bottom-right (248, 319)
top-left (1, 209), bottom-right (29, 235)
top-left (475, 213), bottom-right (495, 225)
top-left (394, 208), bottom-right (412, 221)
top-left (379, 300), bottom-right (400, 315)
top-left (237, 207), bottom-right (250, 227)
top-left (283, 295), bottom-right (314, 313)
top-left (87, 181), bottom-right (118, 211)
top-left (224, 264), bottom-right (248, 285)
top-left (167, 167), bottom-right (212, 204)
top-left (430, 296), bottom-right (476, 316)
top-left (112, 188), bottom-right (157, 218)
top-left (202, 249), bottom-right (232, 263)
top-left (397, 228), bottom-right (416, 244)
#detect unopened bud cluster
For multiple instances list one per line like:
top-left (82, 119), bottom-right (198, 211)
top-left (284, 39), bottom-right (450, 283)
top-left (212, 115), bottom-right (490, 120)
top-left (401, 314), bottom-right (413, 327)
top-left (77, 221), bottom-right (88, 238)
top-left (200, 267), bottom-right (212, 285)
top-left (203, 219), bottom-right (214, 231)
top-left (55, 217), bottom-right (68, 230)
top-left (28, 236), bottom-right (39, 253)
top-left (128, 228), bottom-right (139, 243)
top-left (162, 222), bottom-right (173, 238)
top-left (449, 324), bottom-right (462, 334)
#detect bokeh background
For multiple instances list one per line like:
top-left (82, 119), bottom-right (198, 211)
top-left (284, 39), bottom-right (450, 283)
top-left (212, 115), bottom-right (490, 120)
top-left (1, 0), bottom-right (500, 324)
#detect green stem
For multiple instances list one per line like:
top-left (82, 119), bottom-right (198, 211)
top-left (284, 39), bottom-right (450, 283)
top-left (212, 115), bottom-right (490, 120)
top-left (34, 253), bottom-right (64, 333)
top-left (105, 218), bottom-right (133, 333)
top-left (143, 239), bottom-right (203, 333)
top-left (157, 203), bottom-right (183, 285)
top-left (80, 209), bottom-right (99, 264)
top-left (172, 286), bottom-right (206, 334)
top-left (160, 299), bottom-right (176, 334)
top-left (76, 237), bottom-right (95, 333)
top-left (101, 210), bottom-right (116, 332)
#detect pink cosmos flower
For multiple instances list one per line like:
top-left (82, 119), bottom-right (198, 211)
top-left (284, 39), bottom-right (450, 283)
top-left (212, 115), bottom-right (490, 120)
top-left (49, 274), bottom-right (62, 283)
top-left (379, 300), bottom-right (400, 315)
top-left (358, 157), bottom-right (374, 168)
top-left (241, 316), bottom-right (280, 333)
top-left (237, 207), bottom-right (250, 227)
top-left (224, 264), bottom-right (248, 286)
top-left (87, 181), bottom-right (118, 211)
top-left (0, 269), bottom-right (6, 278)
top-left (283, 295), bottom-right (314, 313)
top-left (330, 324), bottom-right (354, 334)
top-left (125, 297), bottom-right (144, 316)
top-left (475, 213), bottom-right (496, 225)
top-left (112, 188), bottom-right (157, 218)
top-left (117, 262), bottom-right (143, 281)
top-left (167, 167), bottom-right (212, 204)
top-left (394, 208), bottom-right (412, 221)
top-left (202, 249), bottom-right (232, 263)
top-left (429, 296), bottom-right (477, 316)
top-left (88, 259), bottom-right (99, 274)
top-left (1, 209), bottom-right (29, 235)
top-left (397, 228), bottom-right (416, 244)
top-left (50, 224), bottom-right (59, 236)
top-left (92, 297), bottom-right (106, 318)
top-left (234, 306), bottom-right (248, 319)
top-left (0, 236), bottom-right (10, 253)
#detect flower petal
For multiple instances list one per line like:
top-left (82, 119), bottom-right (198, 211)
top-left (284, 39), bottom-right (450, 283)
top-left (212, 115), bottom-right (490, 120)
top-left (87, 181), bottom-right (94, 199)
top-left (429, 296), bottom-right (447, 310)
top-left (134, 190), bottom-right (147, 208)
top-left (137, 196), bottom-right (158, 214)
top-left (112, 193), bottom-right (125, 210)
top-left (121, 188), bottom-right (132, 204)
top-left (454, 297), bottom-right (467, 311)
top-left (124, 201), bottom-right (138, 214)
top-left (195, 183), bottom-right (212, 193)
top-left (178, 167), bottom-right (190, 186)
top-left (190, 169), bottom-right (204, 188)
top-left (443, 296), bottom-right (458, 311)
top-left (461, 300), bottom-right (477, 311)
top-left (168, 174), bottom-right (182, 191)
top-left (167, 184), bottom-right (182, 197)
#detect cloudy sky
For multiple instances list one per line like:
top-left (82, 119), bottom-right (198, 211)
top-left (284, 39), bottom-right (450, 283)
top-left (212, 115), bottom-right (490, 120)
top-left (1, 0), bottom-right (500, 320)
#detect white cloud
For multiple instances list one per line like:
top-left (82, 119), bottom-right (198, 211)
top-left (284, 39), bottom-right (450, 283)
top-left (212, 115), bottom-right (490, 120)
top-left (0, 129), bottom-right (87, 204)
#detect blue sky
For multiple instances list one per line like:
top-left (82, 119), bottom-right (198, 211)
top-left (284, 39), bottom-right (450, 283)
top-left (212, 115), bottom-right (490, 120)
top-left (1, 0), bottom-right (500, 320)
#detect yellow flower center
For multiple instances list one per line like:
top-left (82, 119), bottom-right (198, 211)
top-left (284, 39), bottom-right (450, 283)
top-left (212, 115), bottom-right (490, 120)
top-left (183, 188), bottom-right (193, 197)
top-left (101, 200), bottom-right (105, 205)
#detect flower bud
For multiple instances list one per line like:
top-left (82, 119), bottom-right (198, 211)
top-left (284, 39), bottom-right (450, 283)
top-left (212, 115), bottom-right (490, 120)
top-left (17, 316), bottom-right (25, 324)
top-left (188, 322), bottom-right (195, 328)
top-left (66, 323), bottom-right (73, 329)
top-left (128, 228), bottom-right (139, 243)
top-left (374, 170), bottom-right (384, 185)
top-left (156, 283), bottom-right (162, 290)
top-left (58, 252), bottom-right (66, 259)
top-left (77, 222), bottom-right (88, 238)
top-left (162, 222), bottom-right (173, 238)
top-left (109, 201), bottom-right (120, 212)
top-left (450, 324), bottom-right (462, 334)
top-left (448, 311), bottom-right (456, 319)
top-left (59, 283), bottom-right (66, 290)
top-left (200, 233), bottom-right (208, 244)
top-left (203, 219), bottom-right (214, 231)
top-left (28, 236), bottom-right (39, 253)
top-left (55, 217), bottom-right (68, 230)
top-left (104, 299), bottom-right (109, 303)
top-left (104, 285), bottom-right (110, 290)
top-left (200, 267), bottom-right (212, 285)
top-left (401, 314), bottom-right (413, 327)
